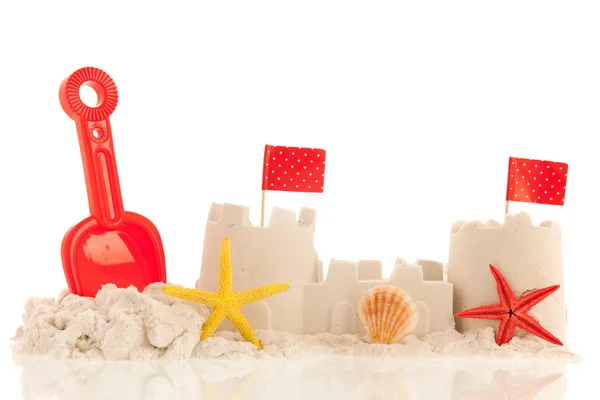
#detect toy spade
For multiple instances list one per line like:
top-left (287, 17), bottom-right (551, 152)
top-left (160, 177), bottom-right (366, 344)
top-left (59, 67), bottom-right (166, 297)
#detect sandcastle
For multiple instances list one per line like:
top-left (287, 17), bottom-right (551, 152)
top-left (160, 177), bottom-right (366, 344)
top-left (195, 203), bottom-right (567, 342)
top-left (11, 202), bottom-right (572, 364)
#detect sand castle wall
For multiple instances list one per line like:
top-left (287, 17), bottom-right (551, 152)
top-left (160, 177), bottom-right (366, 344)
top-left (303, 259), bottom-right (454, 337)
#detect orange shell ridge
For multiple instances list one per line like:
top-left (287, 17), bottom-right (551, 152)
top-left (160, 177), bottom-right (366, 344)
top-left (358, 284), bottom-right (419, 344)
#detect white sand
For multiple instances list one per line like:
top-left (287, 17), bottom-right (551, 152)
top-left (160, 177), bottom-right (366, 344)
top-left (12, 283), bottom-right (580, 361)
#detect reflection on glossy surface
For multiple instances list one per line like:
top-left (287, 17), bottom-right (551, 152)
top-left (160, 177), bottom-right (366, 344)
top-left (357, 371), bottom-right (419, 399)
top-left (456, 370), bottom-right (563, 400)
top-left (13, 355), bottom-right (568, 400)
top-left (83, 231), bottom-right (136, 266)
top-left (199, 371), bottom-right (258, 400)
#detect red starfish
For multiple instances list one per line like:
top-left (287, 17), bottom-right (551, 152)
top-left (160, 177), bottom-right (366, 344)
top-left (455, 264), bottom-right (563, 346)
top-left (460, 370), bottom-right (563, 400)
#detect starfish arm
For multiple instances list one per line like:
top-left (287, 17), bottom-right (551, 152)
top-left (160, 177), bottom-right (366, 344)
top-left (198, 379), bottom-right (224, 400)
top-left (495, 370), bottom-right (513, 393)
top-left (514, 313), bottom-right (563, 346)
top-left (489, 264), bottom-right (516, 309)
top-left (235, 283), bottom-right (291, 306)
top-left (455, 304), bottom-right (507, 320)
top-left (515, 285), bottom-right (560, 313)
top-left (200, 307), bottom-right (228, 341)
top-left (496, 315), bottom-right (518, 346)
top-left (512, 373), bottom-right (563, 399)
top-left (218, 237), bottom-right (233, 296)
top-left (228, 308), bottom-right (263, 350)
top-left (162, 286), bottom-right (221, 307)
top-left (226, 371), bottom-right (258, 400)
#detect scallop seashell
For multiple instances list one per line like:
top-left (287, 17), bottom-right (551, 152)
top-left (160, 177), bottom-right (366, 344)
top-left (358, 285), bottom-right (418, 344)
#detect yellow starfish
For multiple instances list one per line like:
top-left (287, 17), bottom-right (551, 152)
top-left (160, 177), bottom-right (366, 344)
top-left (199, 371), bottom-right (257, 400)
top-left (162, 237), bottom-right (290, 350)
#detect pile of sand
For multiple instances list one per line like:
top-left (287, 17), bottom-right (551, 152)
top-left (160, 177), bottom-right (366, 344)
top-left (12, 284), bottom-right (579, 361)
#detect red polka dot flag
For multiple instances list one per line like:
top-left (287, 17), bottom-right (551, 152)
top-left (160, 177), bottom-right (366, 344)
top-left (505, 157), bottom-right (568, 206)
top-left (262, 145), bottom-right (326, 193)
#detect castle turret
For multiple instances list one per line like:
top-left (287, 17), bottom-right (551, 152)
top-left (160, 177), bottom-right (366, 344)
top-left (197, 203), bottom-right (319, 334)
top-left (447, 212), bottom-right (567, 343)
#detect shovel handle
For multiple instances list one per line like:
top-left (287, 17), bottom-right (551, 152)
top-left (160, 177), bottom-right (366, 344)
top-left (59, 67), bottom-right (124, 229)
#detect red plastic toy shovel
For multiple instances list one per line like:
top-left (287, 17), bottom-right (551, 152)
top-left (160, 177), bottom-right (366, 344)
top-left (59, 67), bottom-right (166, 297)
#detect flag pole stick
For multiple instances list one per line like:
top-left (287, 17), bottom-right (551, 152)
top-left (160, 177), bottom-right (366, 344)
top-left (260, 190), bottom-right (266, 227)
top-left (505, 157), bottom-right (513, 217)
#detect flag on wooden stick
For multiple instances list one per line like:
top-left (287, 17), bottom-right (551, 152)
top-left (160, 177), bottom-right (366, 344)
top-left (505, 157), bottom-right (568, 214)
top-left (261, 145), bottom-right (326, 225)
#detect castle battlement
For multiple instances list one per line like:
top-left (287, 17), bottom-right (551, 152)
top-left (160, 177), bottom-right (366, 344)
top-left (326, 259), bottom-right (445, 283)
top-left (415, 259), bottom-right (444, 281)
top-left (451, 212), bottom-right (560, 234)
top-left (304, 258), bottom-right (454, 337)
top-left (207, 202), bottom-right (317, 231)
top-left (390, 258), bottom-right (424, 282)
top-left (324, 260), bottom-right (359, 284)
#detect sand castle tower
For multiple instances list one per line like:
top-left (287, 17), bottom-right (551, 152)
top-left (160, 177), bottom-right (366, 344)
top-left (196, 203), bottom-right (320, 334)
top-left (447, 212), bottom-right (567, 343)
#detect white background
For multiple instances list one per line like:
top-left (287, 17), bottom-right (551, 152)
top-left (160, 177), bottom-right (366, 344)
top-left (1, 1), bottom-right (598, 399)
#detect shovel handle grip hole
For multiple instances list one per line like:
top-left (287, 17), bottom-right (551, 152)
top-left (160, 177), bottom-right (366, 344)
top-left (60, 67), bottom-right (119, 122)
top-left (79, 82), bottom-right (105, 108)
